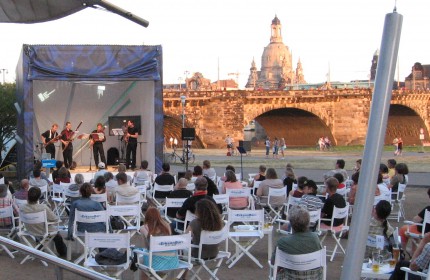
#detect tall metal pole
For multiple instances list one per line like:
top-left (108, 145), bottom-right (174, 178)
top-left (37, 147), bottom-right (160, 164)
top-left (180, 95), bottom-right (187, 171)
top-left (340, 10), bottom-right (402, 280)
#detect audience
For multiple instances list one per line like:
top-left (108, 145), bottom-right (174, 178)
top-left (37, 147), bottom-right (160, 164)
top-left (321, 177), bottom-right (346, 228)
top-left (153, 163), bottom-right (175, 198)
top-left (166, 178), bottom-right (192, 218)
top-left (257, 168), bottom-right (285, 207)
top-left (202, 160), bottom-right (216, 179)
top-left (134, 160), bottom-right (153, 184)
top-left (222, 170), bottom-right (248, 209)
top-left (13, 179), bottom-right (30, 201)
top-left (283, 166), bottom-right (297, 197)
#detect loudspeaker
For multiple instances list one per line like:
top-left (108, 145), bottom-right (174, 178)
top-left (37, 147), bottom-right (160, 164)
top-left (182, 128), bottom-right (195, 140)
top-left (178, 171), bottom-right (186, 180)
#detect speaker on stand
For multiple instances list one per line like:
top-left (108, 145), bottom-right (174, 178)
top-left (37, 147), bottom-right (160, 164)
top-left (181, 128), bottom-right (195, 171)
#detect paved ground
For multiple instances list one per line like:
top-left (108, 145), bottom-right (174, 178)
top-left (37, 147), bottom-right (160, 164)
top-left (1, 148), bottom-right (429, 279)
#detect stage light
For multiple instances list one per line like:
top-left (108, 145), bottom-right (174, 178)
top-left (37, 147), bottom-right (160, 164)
top-left (97, 85), bottom-right (106, 99)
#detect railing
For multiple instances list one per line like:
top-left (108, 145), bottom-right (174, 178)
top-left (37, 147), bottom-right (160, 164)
top-left (0, 236), bottom-right (114, 280)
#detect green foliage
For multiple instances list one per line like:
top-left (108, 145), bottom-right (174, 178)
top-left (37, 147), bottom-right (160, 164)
top-left (0, 82), bottom-right (17, 163)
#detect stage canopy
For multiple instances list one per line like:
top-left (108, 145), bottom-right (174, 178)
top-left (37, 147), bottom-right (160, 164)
top-left (16, 44), bottom-right (163, 179)
top-left (0, 0), bottom-right (149, 27)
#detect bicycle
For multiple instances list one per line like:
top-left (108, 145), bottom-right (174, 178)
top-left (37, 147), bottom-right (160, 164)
top-left (167, 147), bottom-right (195, 164)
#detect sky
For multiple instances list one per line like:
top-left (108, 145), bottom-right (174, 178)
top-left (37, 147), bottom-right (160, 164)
top-left (1, 0), bottom-right (429, 88)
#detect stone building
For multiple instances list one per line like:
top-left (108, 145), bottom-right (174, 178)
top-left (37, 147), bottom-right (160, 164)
top-left (405, 62), bottom-right (430, 90)
top-left (245, 15), bottom-right (304, 90)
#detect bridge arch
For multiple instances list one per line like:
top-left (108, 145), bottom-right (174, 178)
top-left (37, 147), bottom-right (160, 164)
top-left (386, 104), bottom-right (429, 145)
top-left (251, 107), bottom-right (335, 146)
top-left (163, 114), bottom-right (205, 148)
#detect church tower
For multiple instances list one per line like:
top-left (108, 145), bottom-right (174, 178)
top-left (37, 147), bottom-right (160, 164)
top-left (370, 49), bottom-right (379, 80)
top-left (245, 58), bottom-right (259, 89)
top-left (295, 58), bottom-right (306, 84)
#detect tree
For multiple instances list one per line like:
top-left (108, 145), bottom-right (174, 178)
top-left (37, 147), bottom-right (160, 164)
top-left (0, 82), bottom-right (17, 165)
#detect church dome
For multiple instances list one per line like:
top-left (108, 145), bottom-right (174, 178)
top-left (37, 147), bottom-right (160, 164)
top-left (272, 15), bottom-right (280, 25)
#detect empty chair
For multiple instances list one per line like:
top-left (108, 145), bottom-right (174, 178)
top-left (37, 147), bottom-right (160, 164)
top-left (108, 204), bottom-right (141, 237)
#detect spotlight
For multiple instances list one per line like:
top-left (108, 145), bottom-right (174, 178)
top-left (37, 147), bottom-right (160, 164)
top-left (14, 102), bottom-right (21, 114)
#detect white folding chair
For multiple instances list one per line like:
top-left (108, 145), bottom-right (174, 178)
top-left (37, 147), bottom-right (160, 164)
top-left (401, 262), bottom-right (430, 280)
top-left (320, 203), bottom-right (350, 261)
top-left (151, 183), bottom-right (174, 208)
top-left (0, 205), bottom-right (18, 258)
top-left (175, 210), bottom-right (197, 234)
top-left (188, 224), bottom-right (231, 280)
top-left (269, 247), bottom-right (326, 280)
top-left (252, 181), bottom-right (261, 198)
top-left (63, 187), bottom-right (80, 214)
top-left (115, 192), bottom-right (141, 205)
top-left (226, 188), bottom-right (253, 210)
top-left (90, 193), bottom-right (108, 207)
top-left (404, 209), bottom-right (430, 249)
top-left (134, 233), bottom-right (193, 280)
top-left (30, 184), bottom-right (50, 206)
top-left (84, 232), bottom-right (131, 278)
top-left (257, 187), bottom-right (287, 224)
top-left (226, 209), bottom-right (264, 268)
top-left (390, 183), bottom-right (407, 222)
top-left (72, 209), bottom-right (109, 264)
top-left (163, 197), bottom-right (188, 223)
top-left (14, 198), bottom-right (27, 209)
top-left (18, 210), bottom-right (58, 266)
top-left (108, 204), bottom-right (141, 237)
top-left (51, 184), bottom-right (66, 217)
top-left (213, 194), bottom-right (229, 218)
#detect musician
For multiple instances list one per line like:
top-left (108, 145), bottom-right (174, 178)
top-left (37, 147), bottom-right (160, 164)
top-left (41, 123), bottom-right (59, 160)
top-left (90, 123), bottom-right (106, 167)
top-left (125, 120), bottom-right (138, 170)
top-left (60, 122), bottom-right (74, 170)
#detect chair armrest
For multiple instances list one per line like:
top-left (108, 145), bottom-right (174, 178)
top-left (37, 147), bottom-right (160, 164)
top-left (400, 267), bottom-right (427, 278)
top-left (404, 220), bottom-right (422, 226)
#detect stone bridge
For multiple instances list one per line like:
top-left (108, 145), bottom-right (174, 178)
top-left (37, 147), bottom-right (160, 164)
top-left (163, 89), bottom-right (430, 148)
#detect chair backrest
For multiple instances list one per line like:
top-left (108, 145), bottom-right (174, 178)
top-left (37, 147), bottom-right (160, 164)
top-left (420, 210), bottom-right (430, 236)
top-left (19, 210), bottom-right (48, 234)
top-left (52, 184), bottom-right (64, 196)
top-left (116, 192), bottom-right (141, 205)
top-left (64, 187), bottom-right (80, 198)
top-left (184, 210), bottom-right (197, 229)
top-left (235, 173), bottom-right (242, 181)
top-left (309, 208), bottom-right (322, 229)
top-left (226, 188), bottom-right (251, 198)
top-left (14, 198), bottom-right (27, 209)
top-left (267, 187), bottom-right (287, 205)
top-left (186, 183), bottom-right (195, 192)
top-left (147, 233), bottom-right (192, 268)
top-left (398, 183), bottom-right (407, 193)
top-left (74, 209), bottom-right (108, 235)
top-left (197, 224), bottom-right (229, 259)
top-left (153, 183), bottom-right (174, 194)
top-left (108, 205), bottom-right (141, 229)
top-left (164, 197), bottom-right (187, 213)
top-left (90, 193), bottom-right (108, 204)
top-left (292, 183), bottom-right (298, 192)
top-left (273, 247), bottom-right (326, 280)
top-left (0, 205), bottom-right (15, 228)
top-left (228, 209), bottom-right (264, 229)
top-left (213, 194), bottom-right (229, 213)
top-left (328, 204), bottom-right (349, 228)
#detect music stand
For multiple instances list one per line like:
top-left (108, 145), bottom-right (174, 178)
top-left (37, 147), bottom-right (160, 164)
top-left (236, 146), bottom-right (247, 182)
top-left (112, 128), bottom-right (125, 159)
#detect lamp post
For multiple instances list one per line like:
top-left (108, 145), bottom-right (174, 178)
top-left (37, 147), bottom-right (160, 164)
top-left (0, 69), bottom-right (7, 84)
top-left (178, 77), bottom-right (183, 90)
top-left (180, 95), bottom-right (188, 171)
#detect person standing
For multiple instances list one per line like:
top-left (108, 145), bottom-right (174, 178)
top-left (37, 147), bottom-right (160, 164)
top-left (125, 120), bottom-right (138, 170)
top-left (41, 123), bottom-right (59, 160)
top-left (60, 122), bottom-right (74, 169)
top-left (225, 135), bottom-right (233, 155)
top-left (265, 137), bottom-right (271, 158)
top-left (272, 137), bottom-right (279, 159)
top-left (90, 123), bottom-right (106, 167)
top-left (279, 137), bottom-right (286, 159)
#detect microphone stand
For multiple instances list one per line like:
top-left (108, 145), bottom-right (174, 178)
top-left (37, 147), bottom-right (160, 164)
top-left (87, 144), bottom-right (93, 172)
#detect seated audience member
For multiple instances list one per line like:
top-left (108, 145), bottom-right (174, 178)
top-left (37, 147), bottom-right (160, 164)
top-left (389, 163), bottom-right (409, 195)
top-left (249, 165), bottom-right (267, 190)
top-left (353, 159), bottom-right (362, 174)
top-left (140, 207), bottom-right (171, 247)
top-left (193, 165), bottom-right (218, 197)
top-left (52, 160), bottom-right (64, 183)
top-left (0, 184), bottom-right (18, 228)
top-left (104, 172), bottom-right (118, 202)
top-left (299, 180), bottom-right (324, 211)
top-left (222, 170), bottom-right (248, 209)
top-left (115, 172), bottom-right (139, 202)
top-left (21, 187), bottom-right (66, 257)
top-left (376, 173), bottom-right (390, 199)
top-left (283, 166), bottom-right (297, 197)
top-left (67, 183), bottom-right (106, 239)
top-left (202, 160), bottom-right (216, 179)
top-left (66, 173), bottom-right (84, 205)
top-left (324, 159), bottom-right (348, 182)
top-left (187, 199), bottom-right (223, 259)
top-left (93, 176), bottom-right (106, 194)
top-left (365, 200), bottom-right (394, 259)
top-left (54, 167), bottom-right (71, 184)
top-left (333, 173), bottom-right (345, 190)
top-left (220, 165), bottom-right (236, 182)
top-left (321, 177), bottom-right (346, 229)
top-left (271, 205), bottom-right (323, 279)
top-left (347, 172), bottom-right (360, 205)
top-left (389, 232), bottom-right (430, 280)
top-left (289, 176), bottom-right (308, 198)
top-left (93, 162), bottom-right (107, 181)
top-left (184, 170), bottom-right (193, 183)
top-left (134, 160), bottom-right (153, 184)
top-left (166, 178), bottom-right (193, 218)
top-left (153, 163), bottom-right (175, 198)
top-left (29, 160), bottom-right (53, 184)
top-left (399, 188), bottom-right (430, 256)
top-left (256, 168), bottom-right (285, 207)
top-left (380, 163), bottom-right (390, 183)
top-left (117, 163), bottom-right (132, 183)
top-left (29, 169), bottom-right (49, 188)
top-left (13, 179), bottom-right (30, 201)
top-left (387, 159), bottom-right (397, 178)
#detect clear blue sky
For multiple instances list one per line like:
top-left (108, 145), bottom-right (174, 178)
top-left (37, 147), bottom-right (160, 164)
top-left (1, 0), bottom-right (429, 87)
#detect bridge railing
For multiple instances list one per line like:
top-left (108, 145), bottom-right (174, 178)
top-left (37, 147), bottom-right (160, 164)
top-left (0, 236), bottom-right (114, 280)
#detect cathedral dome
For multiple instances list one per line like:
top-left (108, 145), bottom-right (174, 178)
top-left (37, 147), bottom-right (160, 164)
top-left (272, 15), bottom-right (280, 25)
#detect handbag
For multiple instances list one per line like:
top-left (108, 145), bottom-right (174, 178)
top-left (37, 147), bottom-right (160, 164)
top-left (95, 248), bottom-right (127, 265)
top-left (110, 216), bottom-right (126, 230)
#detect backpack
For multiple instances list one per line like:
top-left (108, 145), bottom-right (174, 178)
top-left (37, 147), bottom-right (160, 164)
top-left (110, 216), bottom-right (126, 230)
top-left (95, 248), bottom-right (127, 265)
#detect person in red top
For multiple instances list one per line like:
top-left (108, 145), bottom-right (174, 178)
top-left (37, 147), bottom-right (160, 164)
top-left (333, 173), bottom-right (345, 190)
top-left (54, 167), bottom-right (71, 184)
